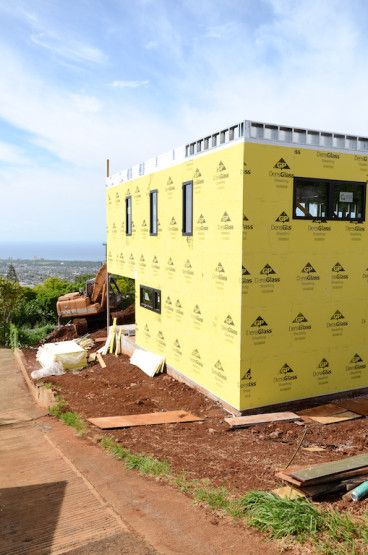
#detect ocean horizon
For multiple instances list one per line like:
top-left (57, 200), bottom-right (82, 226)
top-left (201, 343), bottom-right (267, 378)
top-left (0, 241), bottom-right (106, 262)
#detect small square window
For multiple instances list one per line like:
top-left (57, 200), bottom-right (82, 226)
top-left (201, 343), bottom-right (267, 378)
top-left (140, 285), bottom-right (161, 313)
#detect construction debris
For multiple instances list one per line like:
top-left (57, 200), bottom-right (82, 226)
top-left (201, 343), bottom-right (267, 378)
top-left (298, 403), bottom-right (361, 424)
top-left (225, 411), bottom-right (301, 429)
top-left (334, 396), bottom-right (368, 417)
top-left (36, 340), bottom-right (87, 371)
top-left (96, 353), bottom-right (106, 369)
top-left (130, 349), bottom-right (165, 377)
top-left (88, 410), bottom-right (203, 429)
top-left (276, 453), bottom-right (368, 500)
top-left (76, 337), bottom-right (95, 350)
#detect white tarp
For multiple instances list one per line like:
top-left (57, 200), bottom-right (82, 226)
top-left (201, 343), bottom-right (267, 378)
top-left (130, 349), bottom-right (165, 377)
top-left (37, 340), bottom-right (87, 370)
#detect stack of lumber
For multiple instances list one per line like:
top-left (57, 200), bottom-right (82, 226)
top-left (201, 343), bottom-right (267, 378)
top-left (276, 453), bottom-right (368, 500)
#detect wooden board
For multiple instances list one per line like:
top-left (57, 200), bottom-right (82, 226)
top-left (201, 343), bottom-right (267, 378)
top-left (96, 353), bottom-right (106, 369)
top-left (335, 396), bottom-right (368, 416)
top-left (89, 410), bottom-right (203, 429)
top-left (289, 453), bottom-right (368, 484)
top-left (225, 411), bottom-right (301, 429)
top-left (302, 446), bottom-right (326, 452)
top-left (298, 403), bottom-right (361, 424)
top-left (278, 468), bottom-right (368, 487)
top-left (299, 403), bottom-right (350, 416)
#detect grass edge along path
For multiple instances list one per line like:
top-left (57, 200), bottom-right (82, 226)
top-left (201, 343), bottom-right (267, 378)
top-left (101, 436), bottom-right (368, 554)
top-left (49, 395), bottom-right (87, 435)
top-left (47, 399), bottom-right (368, 555)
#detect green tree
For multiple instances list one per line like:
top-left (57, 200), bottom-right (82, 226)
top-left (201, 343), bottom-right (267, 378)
top-left (6, 264), bottom-right (18, 283)
top-left (0, 277), bottom-right (22, 343)
top-left (34, 276), bottom-right (73, 318)
top-left (115, 276), bottom-right (135, 308)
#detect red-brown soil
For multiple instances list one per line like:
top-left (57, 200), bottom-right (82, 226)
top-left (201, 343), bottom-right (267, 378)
top-left (22, 326), bottom-right (368, 515)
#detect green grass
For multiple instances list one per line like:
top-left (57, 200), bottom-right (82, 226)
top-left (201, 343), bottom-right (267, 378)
top-left (49, 395), bottom-right (86, 435)
top-left (239, 490), bottom-right (368, 553)
top-left (100, 436), bottom-right (171, 476)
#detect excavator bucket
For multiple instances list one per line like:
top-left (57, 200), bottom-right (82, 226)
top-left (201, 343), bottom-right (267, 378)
top-left (91, 264), bottom-right (107, 302)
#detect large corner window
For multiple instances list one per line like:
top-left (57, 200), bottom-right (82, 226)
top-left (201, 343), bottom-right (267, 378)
top-left (150, 189), bottom-right (158, 236)
top-left (140, 285), bottom-right (161, 313)
top-left (294, 177), bottom-right (366, 221)
top-left (125, 195), bottom-right (132, 235)
top-left (182, 180), bottom-right (193, 235)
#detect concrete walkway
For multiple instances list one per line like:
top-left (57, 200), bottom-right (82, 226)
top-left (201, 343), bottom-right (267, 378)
top-left (0, 348), bottom-right (155, 554)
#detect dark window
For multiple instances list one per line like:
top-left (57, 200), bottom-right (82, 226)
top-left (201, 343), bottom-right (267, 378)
top-left (150, 190), bottom-right (158, 236)
top-left (140, 285), bottom-right (161, 313)
top-left (126, 196), bottom-right (132, 235)
top-left (294, 177), bottom-right (366, 221)
top-left (182, 180), bottom-right (193, 235)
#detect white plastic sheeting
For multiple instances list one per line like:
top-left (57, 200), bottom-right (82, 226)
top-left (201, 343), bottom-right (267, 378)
top-left (37, 341), bottom-right (87, 371)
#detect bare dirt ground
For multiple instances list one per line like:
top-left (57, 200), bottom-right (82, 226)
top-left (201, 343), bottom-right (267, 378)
top-left (22, 316), bottom-right (368, 517)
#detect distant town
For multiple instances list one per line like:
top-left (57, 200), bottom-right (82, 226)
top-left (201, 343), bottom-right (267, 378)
top-left (0, 258), bottom-right (102, 287)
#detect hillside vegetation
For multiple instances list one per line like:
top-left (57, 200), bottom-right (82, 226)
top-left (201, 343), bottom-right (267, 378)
top-left (0, 269), bottom-right (134, 348)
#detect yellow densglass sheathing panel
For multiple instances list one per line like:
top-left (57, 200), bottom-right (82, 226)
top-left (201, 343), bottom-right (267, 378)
top-left (107, 142), bottom-right (244, 409)
top-left (240, 142), bottom-right (368, 410)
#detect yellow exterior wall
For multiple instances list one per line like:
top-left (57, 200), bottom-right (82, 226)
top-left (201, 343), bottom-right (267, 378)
top-left (107, 142), bottom-right (244, 409)
top-left (107, 139), bottom-right (368, 411)
top-left (241, 142), bottom-right (368, 409)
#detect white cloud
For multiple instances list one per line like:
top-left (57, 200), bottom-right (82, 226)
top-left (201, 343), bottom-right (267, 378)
top-left (70, 94), bottom-right (102, 113)
top-left (145, 40), bottom-right (159, 50)
top-left (30, 33), bottom-right (107, 64)
top-left (0, 142), bottom-right (29, 165)
top-left (110, 80), bottom-right (149, 88)
top-left (205, 22), bottom-right (237, 39)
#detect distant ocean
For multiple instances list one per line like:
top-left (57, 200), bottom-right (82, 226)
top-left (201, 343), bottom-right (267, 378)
top-left (0, 242), bottom-right (106, 261)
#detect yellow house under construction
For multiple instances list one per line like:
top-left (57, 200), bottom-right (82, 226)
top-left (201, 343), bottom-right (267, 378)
top-left (106, 119), bottom-right (368, 412)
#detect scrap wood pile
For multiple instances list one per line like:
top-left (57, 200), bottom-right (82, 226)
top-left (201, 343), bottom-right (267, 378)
top-left (224, 399), bottom-right (368, 503)
top-left (276, 453), bottom-right (368, 502)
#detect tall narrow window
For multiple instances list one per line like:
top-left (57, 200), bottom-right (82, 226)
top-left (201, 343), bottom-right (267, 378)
top-left (150, 189), bottom-right (158, 236)
top-left (126, 196), bottom-right (132, 235)
top-left (182, 180), bottom-right (193, 235)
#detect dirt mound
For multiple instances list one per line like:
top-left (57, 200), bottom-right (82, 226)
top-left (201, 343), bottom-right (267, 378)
top-left (112, 303), bottom-right (135, 325)
top-left (45, 325), bottom-right (79, 342)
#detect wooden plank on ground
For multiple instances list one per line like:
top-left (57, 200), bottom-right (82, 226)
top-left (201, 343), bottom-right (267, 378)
top-left (299, 403), bottom-right (349, 416)
top-left (96, 353), bottom-right (106, 369)
top-left (289, 453), bottom-right (368, 484)
top-left (95, 337), bottom-right (107, 342)
top-left (302, 446), bottom-right (326, 452)
top-left (88, 410), bottom-right (203, 429)
top-left (225, 411), bottom-right (301, 429)
top-left (277, 468), bottom-right (368, 487)
top-left (298, 403), bottom-right (361, 424)
top-left (334, 396), bottom-right (368, 416)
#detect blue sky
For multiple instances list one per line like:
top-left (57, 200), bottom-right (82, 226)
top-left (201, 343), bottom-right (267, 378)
top-left (1, 0), bottom-right (368, 244)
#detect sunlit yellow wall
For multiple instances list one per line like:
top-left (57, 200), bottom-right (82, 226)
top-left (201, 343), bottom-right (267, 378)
top-left (240, 142), bottom-right (368, 409)
top-left (107, 142), bottom-right (244, 408)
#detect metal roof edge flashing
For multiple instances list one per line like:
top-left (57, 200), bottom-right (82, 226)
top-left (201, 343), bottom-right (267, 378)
top-left (106, 119), bottom-right (368, 188)
top-left (185, 119), bottom-right (368, 157)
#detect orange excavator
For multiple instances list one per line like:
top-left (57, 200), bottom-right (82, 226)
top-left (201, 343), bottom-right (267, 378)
top-left (56, 264), bottom-right (123, 333)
